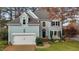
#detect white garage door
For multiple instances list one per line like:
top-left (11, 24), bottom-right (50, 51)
top-left (12, 33), bottom-right (36, 45)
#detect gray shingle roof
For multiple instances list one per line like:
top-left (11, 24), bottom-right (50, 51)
top-left (8, 17), bottom-right (20, 24)
top-left (27, 13), bottom-right (39, 24)
top-left (34, 8), bottom-right (49, 19)
top-left (7, 12), bottom-right (39, 25)
top-left (8, 8), bottom-right (60, 25)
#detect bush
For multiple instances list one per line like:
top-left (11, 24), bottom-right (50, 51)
top-left (64, 26), bottom-right (77, 37)
top-left (36, 37), bottom-right (43, 46)
top-left (0, 30), bottom-right (8, 40)
top-left (2, 31), bottom-right (8, 40)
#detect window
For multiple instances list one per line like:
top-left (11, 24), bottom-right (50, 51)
top-left (23, 17), bottom-right (26, 24)
top-left (42, 22), bottom-right (46, 27)
top-left (58, 22), bottom-right (60, 26)
top-left (42, 29), bottom-right (46, 38)
top-left (28, 18), bottom-right (30, 22)
top-left (56, 22), bottom-right (58, 26)
top-left (23, 19), bottom-right (26, 24)
top-left (56, 21), bottom-right (60, 26)
top-left (51, 22), bottom-right (55, 26)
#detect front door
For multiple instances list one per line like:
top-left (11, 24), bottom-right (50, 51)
top-left (42, 29), bottom-right (46, 38)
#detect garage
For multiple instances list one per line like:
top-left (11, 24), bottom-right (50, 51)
top-left (12, 33), bottom-right (36, 45)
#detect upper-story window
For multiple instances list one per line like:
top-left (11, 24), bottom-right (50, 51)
top-left (42, 22), bottom-right (46, 27)
top-left (51, 22), bottom-right (55, 26)
top-left (57, 22), bottom-right (60, 26)
top-left (23, 17), bottom-right (26, 24)
top-left (51, 21), bottom-right (60, 26)
top-left (23, 19), bottom-right (26, 24)
top-left (56, 21), bottom-right (60, 26)
top-left (56, 22), bottom-right (58, 26)
top-left (28, 18), bottom-right (30, 22)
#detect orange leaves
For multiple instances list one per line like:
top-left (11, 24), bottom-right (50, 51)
top-left (45, 7), bottom-right (79, 20)
top-left (46, 7), bottom-right (64, 19)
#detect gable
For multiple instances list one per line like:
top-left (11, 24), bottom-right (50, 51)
top-left (7, 12), bottom-right (39, 26)
top-left (20, 12), bottom-right (29, 25)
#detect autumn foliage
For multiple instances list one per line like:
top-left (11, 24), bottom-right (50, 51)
top-left (45, 7), bottom-right (79, 20)
top-left (64, 21), bottom-right (77, 37)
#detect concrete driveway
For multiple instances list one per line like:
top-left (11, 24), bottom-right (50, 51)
top-left (4, 45), bottom-right (36, 51)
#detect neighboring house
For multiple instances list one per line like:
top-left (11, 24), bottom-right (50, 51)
top-left (7, 8), bottom-right (62, 45)
top-left (63, 18), bottom-right (79, 30)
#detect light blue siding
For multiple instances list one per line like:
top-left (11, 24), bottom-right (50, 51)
top-left (8, 12), bottom-right (39, 43)
top-left (8, 25), bottom-right (39, 43)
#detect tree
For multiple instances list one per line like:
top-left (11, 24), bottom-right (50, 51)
top-left (45, 7), bottom-right (79, 20)
top-left (64, 26), bottom-right (77, 37)
top-left (64, 20), bottom-right (77, 37)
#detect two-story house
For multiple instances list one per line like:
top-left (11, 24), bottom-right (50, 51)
top-left (7, 8), bottom-right (62, 45)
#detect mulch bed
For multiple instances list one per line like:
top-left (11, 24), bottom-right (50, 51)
top-left (36, 42), bottom-right (50, 48)
top-left (4, 45), bottom-right (36, 51)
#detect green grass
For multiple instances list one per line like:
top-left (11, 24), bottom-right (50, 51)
top-left (36, 40), bottom-right (79, 51)
top-left (0, 40), bottom-right (8, 51)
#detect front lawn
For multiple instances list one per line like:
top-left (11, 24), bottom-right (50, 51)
top-left (0, 40), bottom-right (8, 51)
top-left (36, 40), bottom-right (79, 51)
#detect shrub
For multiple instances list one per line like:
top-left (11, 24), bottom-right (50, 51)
top-left (64, 26), bottom-right (77, 37)
top-left (0, 30), bottom-right (8, 40)
top-left (36, 37), bottom-right (43, 46)
top-left (3, 31), bottom-right (8, 40)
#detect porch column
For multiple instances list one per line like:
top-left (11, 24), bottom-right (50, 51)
top-left (48, 30), bottom-right (50, 39)
top-left (57, 31), bottom-right (59, 37)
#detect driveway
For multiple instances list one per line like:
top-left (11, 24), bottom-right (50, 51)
top-left (4, 45), bottom-right (36, 51)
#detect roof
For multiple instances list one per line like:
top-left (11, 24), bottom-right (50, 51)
top-left (28, 16), bottom-right (39, 24)
top-left (34, 8), bottom-right (62, 21)
top-left (8, 17), bottom-right (20, 24)
top-left (34, 8), bottom-right (49, 19)
top-left (7, 8), bottom-right (62, 25)
top-left (7, 12), bottom-right (39, 25)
